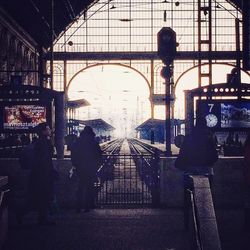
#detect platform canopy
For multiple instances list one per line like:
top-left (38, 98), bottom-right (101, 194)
top-left (135, 118), bottom-right (185, 131)
top-left (68, 118), bottom-right (115, 132)
top-left (135, 119), bottom-right (165, 131)
top-left (66, 99), bottom-right (90, 109)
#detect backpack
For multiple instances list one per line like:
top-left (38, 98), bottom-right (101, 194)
top-left (19, 143), bottom-right (36, 170)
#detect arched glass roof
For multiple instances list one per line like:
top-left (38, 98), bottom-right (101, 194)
top-left (54, 0), bottom-right (241, 53)
top-left (51, 0), bottom-right (244, 122)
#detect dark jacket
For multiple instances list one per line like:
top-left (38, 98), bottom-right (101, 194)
top-left (28, 137), bottom-right (55, 207)
top-left (175, 127), bottom-right (218, 173)
top-left (71, 135), bottom-right (102, 179)
top-left (244, 135), bottom-right (250, 185)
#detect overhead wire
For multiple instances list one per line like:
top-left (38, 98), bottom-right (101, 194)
top-left (29, 0), bottom-right (50, 30)
top-left (62, 0), bottom-right (74, 20)
top-left (60, 0), bottom-right (111, 48)
top-left (66, 0), bottom-right (76, 18)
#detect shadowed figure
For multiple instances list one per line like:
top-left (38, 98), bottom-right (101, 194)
top-left (175, 116), bottom-right (218, 230)
top-left (243, 133), bottom-right (250, 231)
top-left (17, 122), bottom-right (56, 225)
top-left (71, 126), bottom-right (102, 212)
top-left (175, 116), bottom-right (218, 175)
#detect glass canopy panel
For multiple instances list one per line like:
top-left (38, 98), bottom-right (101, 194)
top-left (54, 0), bottom-right (241, 53)
top-left (51, 0), bottom-right (244, 122)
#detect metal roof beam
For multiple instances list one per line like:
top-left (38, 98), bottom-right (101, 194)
top-left (48, 51), bottom-right (242, 61)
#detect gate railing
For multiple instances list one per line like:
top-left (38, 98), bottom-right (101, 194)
top-left (96, 154), bottom-right (160, 206)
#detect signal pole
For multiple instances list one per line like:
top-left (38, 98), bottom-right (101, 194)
top-left (157, 27), bottom-right (177, 156)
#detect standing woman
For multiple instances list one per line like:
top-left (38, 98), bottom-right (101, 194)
top-left (71, 126), bottom-right (102, 212)
top-left (28, 122), bottom-right (55, 224)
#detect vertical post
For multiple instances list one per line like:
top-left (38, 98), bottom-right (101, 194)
top-left (235, 18), bottom-right (242, 100)
top-left (50, 0), bottom-right (54, 89)
top-left (38, 47), bottom-right (44, 87)
top-left (164, 65), bottom-right (172, 156)
top-left (150, 59), bottom-right (154, 119)
top-left (160, 65), bottom-right (173, 156)
top-left (157, 27), bottom-right (176, 156)
top-left (0, 176), bottom-right (8, 250)
top-left (185, 90), bottom-right (194, 135)
top-left (235, 18), bottom-right (241, 83)
top-left (242, 0), bottom-right (250, 70)
top-left (55, 92), bottom-right (65, 159)
top-left (197, 0), bottom-right (201, 88)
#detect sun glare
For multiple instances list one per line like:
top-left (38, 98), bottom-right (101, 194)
top-left (67, 63), bottom-right (250, 137)
top-left (67, 64), bottom-right (151, 137)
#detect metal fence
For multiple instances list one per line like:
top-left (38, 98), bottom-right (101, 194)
top-left (96, 154), bottom-right (159, 207)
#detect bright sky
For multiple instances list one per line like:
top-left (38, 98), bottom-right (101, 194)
top-left (67, 64), bottom-right (151, 137)
top-left (67, 63), bottom-right (250, 137)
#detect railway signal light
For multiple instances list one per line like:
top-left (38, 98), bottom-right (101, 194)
top-left (157, 27), bottom-right (177, 65)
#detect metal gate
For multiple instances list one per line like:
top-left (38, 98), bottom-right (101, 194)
top-left (96, 154), bottom-right (160, 207)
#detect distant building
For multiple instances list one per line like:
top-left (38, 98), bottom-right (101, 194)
top-left (135, 118), bottom-right (185, 143)
top-left (67, 118), bottom-right (115, 141)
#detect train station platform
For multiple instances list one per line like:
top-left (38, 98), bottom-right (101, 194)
top-left (2, 139), bottom-right (250, 250)
top-left (137, 139), bottom-right (180, 155)
top-left (7, 208), bottom-right (189, 250)
top-left (6, 206), bottom-right (250, 250)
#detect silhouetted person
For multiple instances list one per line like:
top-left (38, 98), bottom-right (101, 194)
top-left (243, 133), bottom-right (250, 230)
top-left (31, 122), bottom-right (56, 224)
top-left (227, 67), bottom-right (240, 85)
top-left (18, 122), bottom-right (56, 225)
top-left (65, 133), bottom-right (77, 151)
top-left (175, 116), bottom-right (218, 176)
top-left (71, 126), bottom-right (102, 212)
top-left (175, 116), bottom-right (218, 229)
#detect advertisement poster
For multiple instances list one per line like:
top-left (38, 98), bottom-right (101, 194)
top-left (3, 105), bottom-right (47, 129)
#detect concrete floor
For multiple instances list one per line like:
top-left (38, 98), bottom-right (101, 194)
top-left (7, 208), bottom-right (190, 250)
top-left (5, 207), bottom-right (250, 250)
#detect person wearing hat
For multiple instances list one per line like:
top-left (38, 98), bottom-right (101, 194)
top-left (71, 126), bottom-right (102, 212)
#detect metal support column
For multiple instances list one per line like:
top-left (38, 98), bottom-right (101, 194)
top-left (157, 27), bottom-right (176, 156)
top-left (38, 47), bottom-right (44, 87)
top-left (198, 0), bottom-right (212, 87)
top-left (162, 65), bottom-right (172, 156)
top-left (235, 18), bottom-right (241, 83)
top-left (242, 0), bottom-right (250, 70)
top-left (150, 60), bottom-right (154, 119)
top-left (55, 91), bottom-right (65, 159)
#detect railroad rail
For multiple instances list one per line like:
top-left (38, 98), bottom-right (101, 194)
top-left (96, 138), bottom-right (160, 207)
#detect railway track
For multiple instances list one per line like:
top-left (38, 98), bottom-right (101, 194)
top-left (96, 138), bottom-right (160, 207)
